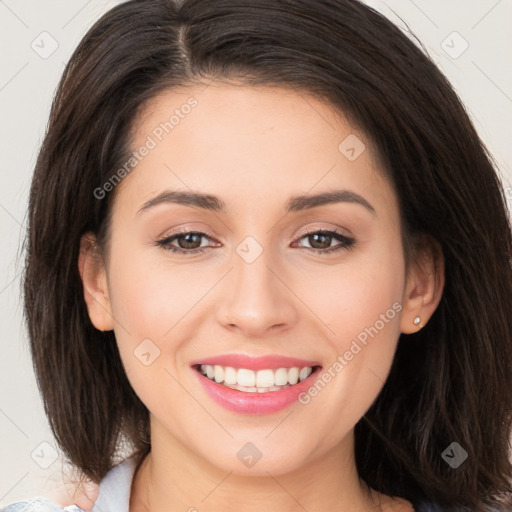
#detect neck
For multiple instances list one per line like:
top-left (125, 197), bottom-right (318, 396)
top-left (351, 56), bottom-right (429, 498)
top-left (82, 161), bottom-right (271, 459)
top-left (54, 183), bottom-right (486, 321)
top-left (129, 417), bottom-right (389, 512)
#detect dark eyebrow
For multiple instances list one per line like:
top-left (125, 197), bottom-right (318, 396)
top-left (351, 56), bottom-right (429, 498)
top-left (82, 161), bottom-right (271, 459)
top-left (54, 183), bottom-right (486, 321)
top-left (286, 190), bottom-right (376, 215)
top-left (137, 190), bottom-right (226, 215)
top-left (137, 189), bottom-right (376, 216)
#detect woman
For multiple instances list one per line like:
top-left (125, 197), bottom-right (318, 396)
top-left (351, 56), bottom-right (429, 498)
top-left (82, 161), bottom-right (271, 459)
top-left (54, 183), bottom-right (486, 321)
top-left (3, 0), bottom-right (511, 510)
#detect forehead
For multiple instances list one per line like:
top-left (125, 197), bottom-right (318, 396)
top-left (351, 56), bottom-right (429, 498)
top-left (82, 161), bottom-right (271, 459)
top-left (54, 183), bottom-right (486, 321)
top-left (113, 82), bottom-right (396, 220)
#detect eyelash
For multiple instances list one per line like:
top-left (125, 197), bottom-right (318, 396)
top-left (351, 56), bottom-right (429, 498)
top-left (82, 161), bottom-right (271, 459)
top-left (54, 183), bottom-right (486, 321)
top-left (155, 228), bottom-right (356, 255)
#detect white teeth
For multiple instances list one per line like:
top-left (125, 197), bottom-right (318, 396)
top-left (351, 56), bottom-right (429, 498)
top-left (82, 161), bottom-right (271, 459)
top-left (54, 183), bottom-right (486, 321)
top-left (205, 365), bottom-right (214, 379)
top-left (214, 365), bottom-right (224, 383)
top-left (198, 364), bottom-right (316, 390)
top-left (224, 366), bottom-right (237, 385)
top-left (299, 366), bottom-right (312, 381)
top-left (288, 367), bottom-right (299, 385)
top-left (274, 367), bottom-right (289, 386)
top-left (255, 369), bottom-right (275, 388)
top-left (224, 383), bottom-right (291, 393)
top-left (237, 368), bottom-right (255, 387)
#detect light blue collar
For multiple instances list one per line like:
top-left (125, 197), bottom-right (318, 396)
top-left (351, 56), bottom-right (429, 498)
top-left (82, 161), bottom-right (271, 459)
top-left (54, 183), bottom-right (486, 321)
top-left (90, 456), bottom-right (137, 512)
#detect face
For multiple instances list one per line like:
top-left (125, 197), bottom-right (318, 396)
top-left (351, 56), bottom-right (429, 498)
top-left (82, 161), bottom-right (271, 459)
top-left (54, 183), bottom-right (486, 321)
top-left (81, 81), bottom-right (432, 477)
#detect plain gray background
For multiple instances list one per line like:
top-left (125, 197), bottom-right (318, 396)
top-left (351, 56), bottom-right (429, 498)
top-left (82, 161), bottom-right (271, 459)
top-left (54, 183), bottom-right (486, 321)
top-left (1, 0), bottom-right (511, 506)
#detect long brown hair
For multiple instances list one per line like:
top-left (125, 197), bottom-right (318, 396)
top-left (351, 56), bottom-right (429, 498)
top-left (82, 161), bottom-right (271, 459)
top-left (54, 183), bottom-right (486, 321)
top-left (22, 0), bottom-right (512, 509)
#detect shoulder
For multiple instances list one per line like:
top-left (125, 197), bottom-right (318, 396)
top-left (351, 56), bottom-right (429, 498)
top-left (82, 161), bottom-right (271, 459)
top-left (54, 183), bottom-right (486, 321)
top-left (1, 455), bottom-right (138, 512)
top-left (0, 498), bottom-right (85, 512)
top-left (90, 455), bottom-right (138, 512)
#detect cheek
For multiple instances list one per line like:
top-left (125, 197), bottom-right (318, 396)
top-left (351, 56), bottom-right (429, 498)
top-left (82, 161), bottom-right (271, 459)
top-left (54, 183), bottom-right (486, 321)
top-left (107, 245), bottom-right (205, 337)
top-left (296, 242), bottom-right (405, 430)
top-left (105, 249), bottom-right (195, 414)
top-left (104, 242), bottom-right (187, 384)
top-left (306, 242), bottom-right (405, 348)
top-left (105, 241), bottom-right (226, 406)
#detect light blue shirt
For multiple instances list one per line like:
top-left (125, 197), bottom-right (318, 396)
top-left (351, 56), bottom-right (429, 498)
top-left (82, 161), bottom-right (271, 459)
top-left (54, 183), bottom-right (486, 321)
top-left (0, 456), bottom-right (137, 512)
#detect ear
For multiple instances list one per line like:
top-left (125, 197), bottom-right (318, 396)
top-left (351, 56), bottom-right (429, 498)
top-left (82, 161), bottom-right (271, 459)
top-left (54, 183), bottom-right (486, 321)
top-left (400, 234), bottom-right (445, 334)
top-left (78, 232), bottom-right (114, 332)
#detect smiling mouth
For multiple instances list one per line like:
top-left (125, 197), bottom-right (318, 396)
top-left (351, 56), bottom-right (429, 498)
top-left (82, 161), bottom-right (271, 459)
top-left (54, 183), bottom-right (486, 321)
top-left (192, 364), bottom-right (322, 393)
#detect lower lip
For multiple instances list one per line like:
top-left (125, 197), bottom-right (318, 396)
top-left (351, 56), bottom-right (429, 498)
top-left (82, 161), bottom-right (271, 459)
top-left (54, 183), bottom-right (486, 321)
top-left (191, 366), bottom-right (321, 415)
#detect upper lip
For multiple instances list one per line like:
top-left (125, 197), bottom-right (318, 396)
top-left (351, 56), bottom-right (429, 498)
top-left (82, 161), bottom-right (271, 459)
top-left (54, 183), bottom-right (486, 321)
top-left (190, 354), bottom-right (322, 371)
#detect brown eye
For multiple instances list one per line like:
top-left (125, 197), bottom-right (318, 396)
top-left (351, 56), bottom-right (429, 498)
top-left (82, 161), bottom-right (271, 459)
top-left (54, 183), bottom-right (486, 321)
top-left (306, 232), bottom-right (333, 250)
top-left (293, 229), bottom-right (356, 254)
top-left (173, 232), bottom-right (203, 250)
top-left (156, 229), bottom-right (355, 256)
top-left (156, 231), bottom-right (217, 254)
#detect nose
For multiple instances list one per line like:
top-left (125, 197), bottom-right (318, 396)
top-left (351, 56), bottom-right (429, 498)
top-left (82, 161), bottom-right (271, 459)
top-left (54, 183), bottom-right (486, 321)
top-left (216, 245), bottom-right (299, 338)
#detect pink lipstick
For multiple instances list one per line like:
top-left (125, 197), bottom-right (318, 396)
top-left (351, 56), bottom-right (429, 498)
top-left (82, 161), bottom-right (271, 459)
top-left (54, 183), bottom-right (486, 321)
top-left (190, 354), bottom-right (322, 415)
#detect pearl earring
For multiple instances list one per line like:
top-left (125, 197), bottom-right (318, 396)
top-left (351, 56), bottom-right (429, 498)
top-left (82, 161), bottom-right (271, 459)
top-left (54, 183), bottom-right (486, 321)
top-left (413, 316), bottom-right (421, 326)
